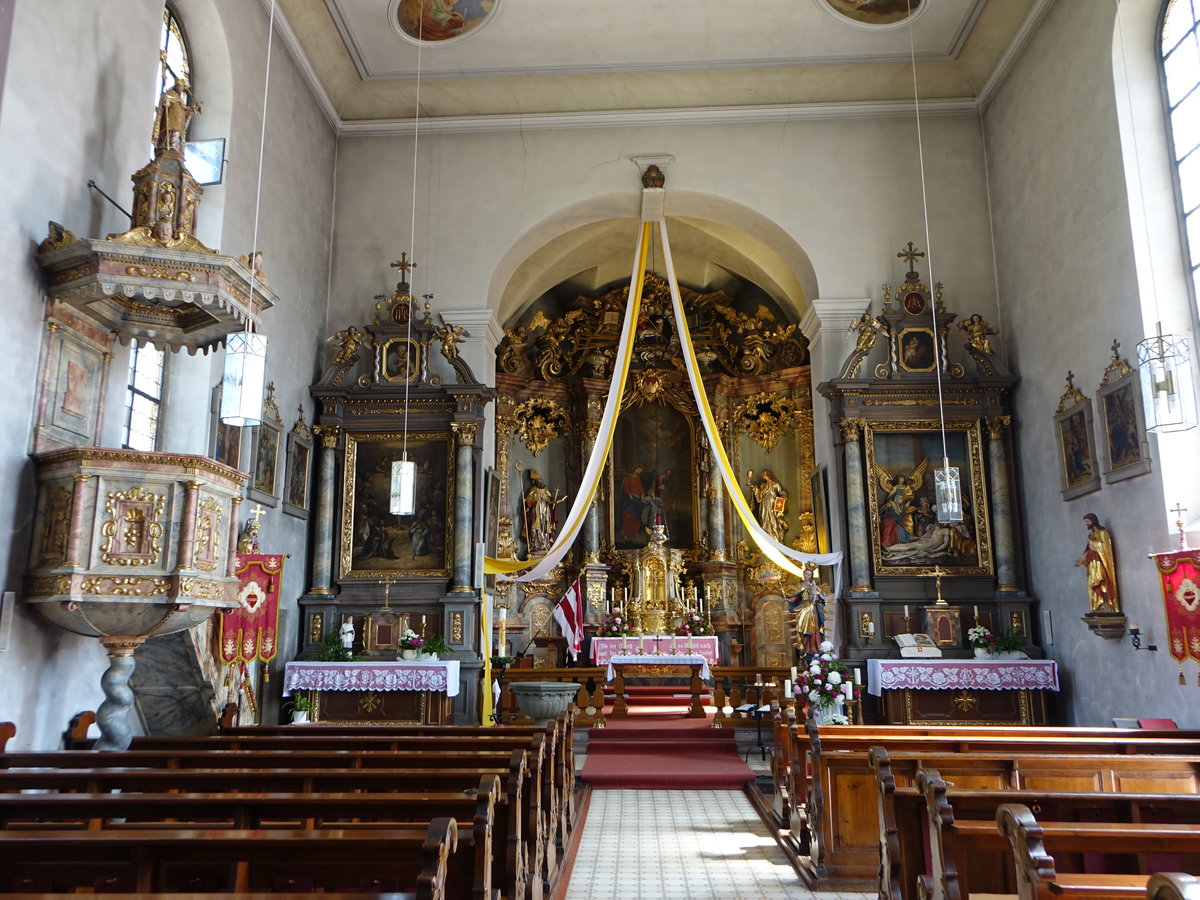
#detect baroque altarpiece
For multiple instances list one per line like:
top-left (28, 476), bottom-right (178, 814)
top-left (819, 248), bottom-right (1040, 678)
top-left (298, 270), bottom-right (493, 723)
top-left (493, 271), bottom-right (825, 668)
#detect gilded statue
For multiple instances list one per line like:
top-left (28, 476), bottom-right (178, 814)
top-left (236, 518), bottom-right (260, 554)
top-left (332, 326), bottom-right (365, 365)
top-left (522, 470), bottom-right (564, 555)
top-left (435, 321), bottom-right (465, 360)
top-left (1075, 513), bottom-right (1120, 614)
top-left (960, 314), bottom-right (997, 355)
top-left (789, 566), bottom-right (825, 656)
top-left (152, 56), bottom-right (201, 154)
top-left (750, 468), bottom-right (788, 542)
top-left (850, 312), bottom-right (885, 354)
top-left (237, 251), bottom-right (268, 286)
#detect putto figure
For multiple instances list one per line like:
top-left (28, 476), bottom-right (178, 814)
top-left (1075, 513), bottom-right (1119, 614)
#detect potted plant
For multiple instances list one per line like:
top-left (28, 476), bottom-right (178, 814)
top-left (398, 628), bottom-right (424, 661)
top-left (319, 631), bottom-right (357, 662)
top-left (284, 692), bottom-right (312, 724)
top-left (421, 633), bottom-right (451, 660)
top-left (967, 625), bottom-right (1028, 659)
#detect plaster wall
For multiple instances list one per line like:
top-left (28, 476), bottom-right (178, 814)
top-left (983, 0), bottom-right (1194, 726)
top-left (0, 0), bottom-right (335, 749)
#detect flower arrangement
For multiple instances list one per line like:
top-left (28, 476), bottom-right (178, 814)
top-left (967, 625), bottom-right (1027, 653)
top-left (794, 642), bottom-right (859, 712)
top-left (398, 628), bottom-right (425, 651)
top-left (597, 608), bottom-right (635, 637)
top-left (677, 611), bottom-right (713, 636)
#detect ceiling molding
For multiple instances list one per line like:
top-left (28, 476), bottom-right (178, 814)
top-left (259, 0), bottom-right (340, 131)
top-left (338, 98), bottom-right (979, 138)
top-left (977, 0), bottom-right (1056, 111)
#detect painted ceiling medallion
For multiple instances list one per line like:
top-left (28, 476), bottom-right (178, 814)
top-left (394, 0), bottom-right (500, 44)
top-left (819, 0), bottom-right (923, 27)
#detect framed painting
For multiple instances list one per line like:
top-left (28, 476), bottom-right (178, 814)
top-left (896, 327), bottom-right (937, 373)
top-left (863, 421), bottom-right (993, 577)
top-left (380, 337), bottom-right (421, 383)
top-left (808, 466), bottom-right (830, 555)
top-left (282, 414), bottom-right (313, 519)
top-left (1096, 345), bottom-right (1152, 483)
top-left (248, 419), bottom-right (282, 506)
top-left (1053, 375), bottom-right (1101, 500)
top-left (610, 402), bottom-right (697, 550)
top-left (340, 431), bottom-right (454, 579)
top-left (209, 384), bottom-right (242, 471)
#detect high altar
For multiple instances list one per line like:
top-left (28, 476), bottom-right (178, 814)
top-left (624, 526), bottom-right (686, 635)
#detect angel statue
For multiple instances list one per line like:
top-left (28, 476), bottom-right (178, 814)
top-left (873, 457), bottom-right (930, 548)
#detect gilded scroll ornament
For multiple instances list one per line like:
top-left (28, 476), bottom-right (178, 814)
top-left (452, 421), bottom-right (479, 446)
top-left (451, 611), bottom-right (464, 643)
top-left (762, 598), bottom-right (785, 643)
top-left (734, 392), bottom-right (802, 452)
top-left (1055, 371), bottom-right (1087, 415)
top-left (1100, 339), bottom-right (1135, 386)
top-left (310, 613), bottom-right (324, 643)
top-left (79, 576), bottom-right (169, 597)
top-left (839, 418), bottom-right (865, 441)
top-left (513, 399), bottom-right (567, 455)
top-left (194, 497), bottom-right (222, 572)
top-left (100, 486), bottom-right (165, 566)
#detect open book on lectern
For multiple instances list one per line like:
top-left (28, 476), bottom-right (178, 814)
top-left (893, 633), bottom-right (943, 658)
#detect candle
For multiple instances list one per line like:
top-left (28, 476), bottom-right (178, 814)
top-left (671, 634), bottom-right (678, 653)
top-left (639, 635), bottom-right (646, 653)
top-left (868, 622), bottom-right (876, 636)
top-left (904, 605), bottom-right (910, 618)
top-left (784, 680), bottom-right (793, 699)
top-left (791, 666), bottom-right (799, 683)
top-left (499, 608), bottom-right (507, 623)
top-left (973, 605), bottom-right (979, 619)
top-left (853, 668), bottom-right (861, 685)
top-left (844, 682), bottom-right (854, 701)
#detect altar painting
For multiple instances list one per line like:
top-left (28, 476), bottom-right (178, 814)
top-left (611, 403), bottom-right (695, 550)
top-left (340, 432), bottom-right (453, 578)
top-left (864, 422), bottom-right (992, 576)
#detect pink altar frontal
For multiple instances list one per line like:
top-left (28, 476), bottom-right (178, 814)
top-left (866, 658), bottom-right (1059, 695)
top-left (284, 661), bottom-right (460, 724)
top-left (591, 635), bottom-right (719, 668)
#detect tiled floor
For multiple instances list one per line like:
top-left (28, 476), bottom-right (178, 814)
top-left (565, 789), bottom-right (874, 900)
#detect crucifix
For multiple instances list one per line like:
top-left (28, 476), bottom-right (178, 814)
top-left (922, 565), bottom-right (948, 606)
top-left (1064, 370), bottom-right (1075, 392)
top-left (382, 577), bottom-right (396, 610)
top-left (1172, 502), bottom-right (1190, 550)
top-left (247, 504), bottom-right (266, 526)
top-left (896, 241), bottom-right (925, 280)
top-left (390, 251), bottom-right (416, 279)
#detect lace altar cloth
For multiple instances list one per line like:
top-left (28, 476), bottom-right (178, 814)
top-left (591, 635), bottom-right (718, 668)
top-left (284, 660), bottom-right (461, 697)
top-left (866, 658), bottom-right (1059, 696)
top-left (603, 653), bottom-right (712, 681)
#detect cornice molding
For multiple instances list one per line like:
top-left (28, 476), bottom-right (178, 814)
top-left (259, 0), bottom-right (340, 131)
top-left (977, 0), bottom-right (1057, 111)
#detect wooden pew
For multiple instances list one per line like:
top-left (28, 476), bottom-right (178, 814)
top-left (1148, 874), bottom-right (1200, 900)
top-left (0, 779), bottom-right (515, 900)
top-left (802, 725), bottom-right (1200, 890)
top-left (904, 766), bottom-right (1200, 900)
top-left (995, 803), bottom-right (1200, 900)
top-left (1, 819), bottom-right (473, 898)
top-left (0, 723), bottom-right (14, 753)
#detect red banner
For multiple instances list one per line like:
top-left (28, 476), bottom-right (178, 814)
top-left (221, 554), bottom-right (283, 664)
top-left (1151, 549), bottom-right (1200, 663)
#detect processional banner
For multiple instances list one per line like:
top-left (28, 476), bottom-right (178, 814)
top-left (1150, 549), bottom-right (1200, 673)
top-left (222, 553), bottom-right (284, 664)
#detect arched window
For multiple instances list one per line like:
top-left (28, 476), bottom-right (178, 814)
top-left (160, 5), bottom-right (192, 104)
top-left (1161, 0), bottom-right (1200, 310)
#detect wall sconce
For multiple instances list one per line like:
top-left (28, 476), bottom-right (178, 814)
top-left (1129, 622), bottom-right (1157, 652)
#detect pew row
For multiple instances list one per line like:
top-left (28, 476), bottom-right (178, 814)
top-left (1148, 874), bottom-right (1200, 900)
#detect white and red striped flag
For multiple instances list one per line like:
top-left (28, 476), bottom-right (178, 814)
top-left (553, 576), bottom-right (585, 661)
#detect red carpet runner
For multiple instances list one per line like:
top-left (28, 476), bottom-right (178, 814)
top-left (580, 690), bottom-right (755, 790)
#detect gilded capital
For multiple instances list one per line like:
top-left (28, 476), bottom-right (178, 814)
top-left (839, 418), bottom-right (865, 441)
top-left (452, 422), bottom-right (478, 446)
top-left (986, 415), bottom-right (1011, 440)
top-left (313, 424), bottom-right (340, 449)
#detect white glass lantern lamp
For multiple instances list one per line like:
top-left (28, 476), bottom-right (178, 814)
top-left (220, 330), bottom-right (268, 426)
top-left (1137, 326), bottom-right (1198, 433)
top-left (390, 455), bottom-right (416, 516)
top-left (934, 462), bottom-right (963, 524)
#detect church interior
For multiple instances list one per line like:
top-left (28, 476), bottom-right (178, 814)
top-left (2, 0), bottom-right (1200, 895)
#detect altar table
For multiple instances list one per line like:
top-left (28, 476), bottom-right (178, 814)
top-left (865, 658), bottom-right (1059, 726)
top-left (598, 652), bottom-right (713, 720)
top-left (284, 660), bottom-right (460, 725)
top-left (591, 635), bottom-right (719, 667)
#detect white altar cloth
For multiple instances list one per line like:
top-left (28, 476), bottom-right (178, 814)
top-left (284, 660), bottom-right (461, 697)
top-left (591, 635), bottom-right (719, 667)
top-left (603, 653), bottom-right (712, 681)
top-left (866, 658), bottom-right (1059, 696)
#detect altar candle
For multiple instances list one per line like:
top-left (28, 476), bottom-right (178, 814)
top-left (784, 680), bottom-right (793, 699)
top-left (844, 682), bottom-right (854, 701)
top-left (791, 666), bottom-right (799, 683)
top-left (671, 634), bottom-right (678, 653)
top-left (904, 605), bottom-right (910, 618)
top-left (639, 635), bottom-right (645, 653)
top-left (973, 605), bottom-right (979, 619)
top-left (853, 668), bottom-right (861, 685)
top-left (868, 622), bottom-right (876, 636)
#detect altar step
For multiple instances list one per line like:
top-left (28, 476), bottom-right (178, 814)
top-left (602, 684), bottom-right (712, 707)
top-left (581, 714), bottom-right (754, 789)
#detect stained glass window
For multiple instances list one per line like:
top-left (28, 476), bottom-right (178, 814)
top-left (1162, 0), bottom-right (1200, 308)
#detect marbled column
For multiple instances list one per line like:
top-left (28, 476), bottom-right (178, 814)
top-left (581, 420), bottom-right (601, 561)
top-left (841, 419), bottom-right (873, 594)
top-left (65, 473), bottom-right (91, 567)
top-left (307, 426), bottom-right (339, 595)
top-left (226, 497), bottom-right (242, 578)
top-left (451, 423), bottom-right (478, 593)
top-left (93, 637), bottom-right (144, 752)
top-left (176, 480), bottom-right (201, 570)
top-left (708, 447), bottom-right (727, 561)
top-left (986, 416), bottom-right (1021, 593)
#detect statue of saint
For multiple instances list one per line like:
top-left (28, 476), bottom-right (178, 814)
top-left (750, 468), bottom-right (788, 542)
top-left (339, 619), bottom-right (356, 651)
top-left (523, 470), bottom-right (564, 554)
top-left (152, 68), bottom-right (201, 154)
top-left (235, 518), bottom-right (260, 554)
top-left (1075, 513), bottom-right (1120, 613)
top-left (789, 567), bottom-right (825, 656)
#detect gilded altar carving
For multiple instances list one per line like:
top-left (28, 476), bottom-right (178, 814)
top-left (451, 611), bottom-right (464, 643)
top-left (734, 392), bottom-right (804, 452)
top-left (512, 399), bottom-right (568, 455)
top-left (178, 577), bottom-right (224, 604)
top-left (40, 487), bottom-right (72, 566)
top-left (840, 418), bottom-right (865, 441)
top-left (194, 497), bottom-right (223, 572)
top-left (798, 510), bottom-right (817, 554)
top-left (1100, 338), bottom-right (1135, 386)
top-left (100, 486), bottom-right (165, 567)
top-left (313, 424), bottom-right (340, 449)
top-left (859, 612), bottom-right (874, 638)
top-left (79, 576), bottom-right (170, 597)
top-left (959, 314), bottom-right (997, 354)
top-left (762, 599), bottom-right (785, 643)
top-left (986, 415), bottom-right (1011, 440)
top-left (452, 422), bottom-right (478, 446)
top-left (310, 612), bottom-right (324, 643)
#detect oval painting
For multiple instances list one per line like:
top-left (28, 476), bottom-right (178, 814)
top-left (821, 0), bottom-right (923, 27)
top-left (396, 0), bottom-right (498, 43)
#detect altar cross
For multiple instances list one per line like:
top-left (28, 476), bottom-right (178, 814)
top-left (247, 504), bottom-right (267, 526)
top-left (390, 251), bottom-right (416, 278)
top-left (1172, 502), bottom-right (1190, 550)
top-left (897, 242), bottom-right (925, 279)
top-left (921, 565), bottom-right (947, 606)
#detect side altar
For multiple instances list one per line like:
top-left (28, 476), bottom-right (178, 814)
top-left (866, 658), bottom-right (1059, 726)
top-left (284, 660), bottom-right (460, 725)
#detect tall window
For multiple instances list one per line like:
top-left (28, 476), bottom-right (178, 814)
top-left (123, 342), bottom-right (166, 451)
top-left (160, 6), bottom-right (192, 100)
top-left (1162, 0), bottom-right (1200, 309)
